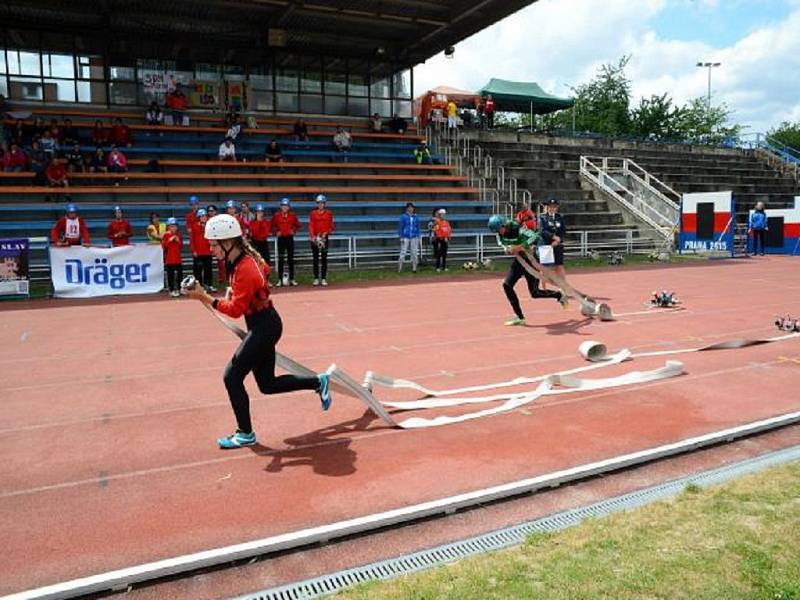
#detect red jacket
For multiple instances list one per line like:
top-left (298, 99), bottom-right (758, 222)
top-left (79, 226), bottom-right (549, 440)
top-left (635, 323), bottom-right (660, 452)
top-left (91, 127), bottom-right (108, 146)
top-left (433, 218), bottom-right (452, 240)
top-left (308, 209), bottom-right (334, 239)
top-left (161, 230), bottom-right (183, 265)
top-left (270, 211), bottom-right (301, 237)
top-left (215, 254), bottom-right (272, 319)
top-left (484, 99), bottom-right (496, 114)
top-left (249, 218), bottom-right (271, 242)
top-left (45, 162), bottom-right (68, 183)
top-left (107, 219), bottom-right (132, 246)
top-left (190, 220), bottom-right (211, 255)
top-left (111, 124), bottom-right (133, 146)
top-left (516, 209), bottom-right (536, 230)
top-left (3, 148), bottom-right (28, 169)
top-left (166, 93), bottom-right (188, 111)
top-left (51, 216), bottom-right (90, 245)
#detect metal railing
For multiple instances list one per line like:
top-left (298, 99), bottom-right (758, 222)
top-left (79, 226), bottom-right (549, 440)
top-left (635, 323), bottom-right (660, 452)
top-left (737, 132), bottom-right (800, 183)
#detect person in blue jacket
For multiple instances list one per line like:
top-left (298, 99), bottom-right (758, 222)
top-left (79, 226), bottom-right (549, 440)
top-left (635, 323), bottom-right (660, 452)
top-left (398, 202), bottom-right (421, 272)
top-left (748, 201), bottom-right (768, 256)
top-left (538, 197), bottom-right (568, 287)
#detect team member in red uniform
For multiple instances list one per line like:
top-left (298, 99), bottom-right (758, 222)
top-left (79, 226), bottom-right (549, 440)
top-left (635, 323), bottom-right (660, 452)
top-left (308, 193), bottom-right (334, 286)
top-left (107, 206), bottom-right (133, 246)
top-left (516, 203), bottom-right (537, 230)
top-left (161, 217), bottom-right (183, 297)
top-left (185, 195), bottom-right (200, 239)
top-left (270, 197), bottom-right (301, 286)
top-left (249, 203), bottom-right (271, 267)
top-left (432, 208), bottom-right (452, 271)
top-left (190, 208), bottom-right (215, 291)
top-left (51, 202), bottom-right (90, 246)
top-left (184, 214), bottom-right (332, 449)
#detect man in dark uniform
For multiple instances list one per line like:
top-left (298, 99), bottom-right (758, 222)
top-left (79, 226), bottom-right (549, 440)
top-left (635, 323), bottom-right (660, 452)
top-left (538, 197), bottom-right (568, 287)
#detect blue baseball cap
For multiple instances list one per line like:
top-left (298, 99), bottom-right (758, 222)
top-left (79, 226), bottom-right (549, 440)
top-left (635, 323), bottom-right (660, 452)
top-left (315, 194), bottom-right (327, 204)
top-left (280, 197), bottom-right (290, 206)
top-left (189, 195), bottom-right (199, 205)
top-left (197, 208), bottom-right (207, 217)
top-left (66, 203), bottom-right (77, 213)
top-left (255, 203), bottom-right (264, 212)
top-left (225, 199), bottom-right (238, 209)
top-left (114, 205), bottom-right (122, 212)
top-left (166, 217), bottom-right (177, 225)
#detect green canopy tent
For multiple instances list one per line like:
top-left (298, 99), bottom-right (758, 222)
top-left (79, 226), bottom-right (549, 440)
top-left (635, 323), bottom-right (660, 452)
top-left (478, 78), bottom-right (574, 130)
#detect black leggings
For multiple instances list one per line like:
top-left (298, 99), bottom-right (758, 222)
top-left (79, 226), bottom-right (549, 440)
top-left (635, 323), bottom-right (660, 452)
top-left (311, 239), bottom-right (328, 279)
top-left (223, 307), bottom-right (319, 433)
top-left (252, 240), bottom-right (271, 267)
top-left (277, 236), bottom-right (295, 280)
top-left (166, 264), bottom-right (183, 292)
top-left (503, 253), bottom-right (562, 319)
top-left (193, 255), bottom-right (213, 287)
top-left (752, 229), bottom-right (766, 254)
top-left (433, 239), bottom-right (448, 269)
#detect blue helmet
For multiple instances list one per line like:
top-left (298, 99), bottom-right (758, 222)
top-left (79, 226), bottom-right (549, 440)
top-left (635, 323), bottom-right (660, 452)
top-left (225, 199), bottom-right (238, 209)
top-left (197, 208), bottom-right (207, 217)
top-left (66, 203), bottom-right (77, 213)
top-left (189, 195), bottom-right (199, 205)
top-left (166, 217), bottom-right (177, 226)
top-left (315, 193), bottom-right (327, 204)
top-left (280, 197), bottom-right (290, 206)
top-left (255, 203), bottom-right (265, 212)
top-left (487, 214), bottom-right (505, 233)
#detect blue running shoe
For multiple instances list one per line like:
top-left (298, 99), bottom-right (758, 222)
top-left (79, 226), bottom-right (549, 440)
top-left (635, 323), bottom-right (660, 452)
top-left (318, 373), bottom-right (332, 411)
top-left (217, 430), bottom-right (256, 449)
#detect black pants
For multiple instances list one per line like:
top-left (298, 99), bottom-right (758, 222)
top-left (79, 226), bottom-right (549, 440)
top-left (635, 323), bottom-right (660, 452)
top-left (433, 239), bottom-right (449, 269)
top-left (193, 255), bottom-right (213, 287)
top-left (487, 112), bottom-right (495, 128)
top-left (503, 253), bottom-right (562, 319)
top-left (311, 239), bottom-right (328, 279)
top-left (223, 307), bottom-right (319, 433)
top-left (277, 236), bottom-right (295, 280)
top-left (166, 264), bottom-right (183, 292)
top-left (252, 240), bottom-right (271, 267)
top-left (752, 229), bottom-right (766, 255)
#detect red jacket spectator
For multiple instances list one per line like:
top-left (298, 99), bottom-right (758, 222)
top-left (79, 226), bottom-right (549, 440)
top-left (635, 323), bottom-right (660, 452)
top-left (51, 216), bottom-right (90, 246)
top-left (108, 218), bottom-right (133, 246)
top-left (111, 120), bottom-right (133, 146)
top-left (161, 230), bottom-right (183, 265)
top-left (3, 145), bottom-right (28, 170)
top-left (516, 208), bottom-right (536, 230)
top-left (45, 160), bottom-right (68, 185)
top-left (107, 149), bottom-right (128, 170)
top-left (309, 208), bottom-right (334, 239)
top-left (91, 121), bottom-right (108, 146)
top-left (249, 218), bottom-right (270, 242)
top-left (270, 211), bottom-right (301, 237)
top-left (214, 254), bottom-right (272, 319)
top-left (166, 91), bottom-right (188, 111)
top-left (190, 220), bottom-right (211, 255)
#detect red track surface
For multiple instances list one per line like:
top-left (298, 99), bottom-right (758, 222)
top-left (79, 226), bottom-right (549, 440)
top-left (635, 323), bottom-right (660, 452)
top-left (1, 257), bottom-right (799, 596)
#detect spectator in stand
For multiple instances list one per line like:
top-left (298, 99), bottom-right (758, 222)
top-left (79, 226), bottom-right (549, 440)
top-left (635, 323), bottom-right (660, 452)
top-left (389, 114), bottom-right (407, 134)
top-left (91, 119), bottom-right (108, 147)
top-left (65, 143), bottom-right (85, 173)
top-left (190, 208), bottom-right (215, 291)
top-left (413, 140), bottom-right (432, 164)
top-left (516, 202), bottom-right (537, 229)
top-left (309, 193), bottom-right (334, 286)
top-left (749, 201), bottom-right (768, 256)
top-left (146, 212), bottom-right (166, 244)
top-left (10, 119), bottom-right (25, 145)
top-left (31, 117), bottom-right (47, 139)
top-left (62, 119), bottom-right (80, 147)
top-left (333, 127), bottom-right (352, 157)
top-left (398, 202), bottom-right (421, 273)
top-left (265, 139), bottom-right (283, 163)
top-left (145, 101), bottom-right (164, 126)
top-left (447, 100), bottom-right (458, 129)
top-left (165, 84), bottom-right (189, 126)
top-left (107, 145), bottom-right (128, 176)
top-left (107, 205), bottom-right (133, 246)
top-left (29, 140), bottom-right (47, 185)
top-left (111, 117), bottom-right (133, 147)
top-left (40, 129), bottom-right (58, 160)
top-left (218, 137), bottom-right (236, 161)
top-left (226, 115), bottom-right (243, 140)
top-left (270, 197), bottom-right (300, 286)
top-left (51, 202), bottom-right (90, 246)
top-left (224, 106), bottom-right (240, 128)
top-left (249, 203), bottom-right (271, 267)
top-left (484, 94), bottom-right (496, 129)
top-left (49, 119), bottom-right (64, 144)
top-left (432, 208), bottom-right (452, 272)
top-left (293, 118), bottom-right (309, 142)
top-left (369, 113), bottom-right (383, 133)
top-left (162, 217), bottom-right (183, 297)
top-left (89, 147), bottom-right (107, 173)
top-left (45, 156), bottom-right (69, 187)
top-left (3, 142), bottom-right (28, 172)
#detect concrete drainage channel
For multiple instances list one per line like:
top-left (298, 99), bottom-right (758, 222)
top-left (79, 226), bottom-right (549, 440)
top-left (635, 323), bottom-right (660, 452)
top-left (235, 444), bottom-right (800, 600)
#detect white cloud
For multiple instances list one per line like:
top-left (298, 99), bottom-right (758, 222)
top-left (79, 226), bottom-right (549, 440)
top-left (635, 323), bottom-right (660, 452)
top-left (413, 0), bottom-right (800, 132)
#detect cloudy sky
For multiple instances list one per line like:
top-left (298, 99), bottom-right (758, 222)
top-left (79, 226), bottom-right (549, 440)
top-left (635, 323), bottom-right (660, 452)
top-left (413, 0), bottom-right (800, 133)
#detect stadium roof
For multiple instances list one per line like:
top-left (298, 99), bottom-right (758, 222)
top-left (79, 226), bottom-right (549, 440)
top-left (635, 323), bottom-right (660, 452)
top-left (0, 0), bottom-right (541, 70)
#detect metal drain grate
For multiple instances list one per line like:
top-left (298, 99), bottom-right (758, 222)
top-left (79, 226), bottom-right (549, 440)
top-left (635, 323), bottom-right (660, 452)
top-left (233, 444), bottom-right (800, 600)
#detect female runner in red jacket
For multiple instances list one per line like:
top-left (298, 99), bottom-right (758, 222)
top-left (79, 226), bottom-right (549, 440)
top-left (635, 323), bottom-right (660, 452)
top-left (184, 214), bottom-right (332, 449)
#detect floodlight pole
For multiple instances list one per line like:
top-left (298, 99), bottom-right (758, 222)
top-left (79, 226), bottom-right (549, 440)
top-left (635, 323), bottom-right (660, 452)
top-left (696, 61), bottom-right (721, 112)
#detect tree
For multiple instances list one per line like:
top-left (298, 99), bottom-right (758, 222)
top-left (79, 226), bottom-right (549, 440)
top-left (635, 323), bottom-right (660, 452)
top-left (629, 93), bottom-right (684, 140)
top-left (572, 56), bottom-right (632, 136)
top-left (768, 121), bottom-right (800, 151)
top-left (673, 97), bottom-right (741, 144)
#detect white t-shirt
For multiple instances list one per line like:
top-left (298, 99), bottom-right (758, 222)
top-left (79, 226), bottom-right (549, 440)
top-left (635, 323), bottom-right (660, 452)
top-left (65, 217), bottom-right (81, 240)
top-left (218, 142), bottom-right (236, 159)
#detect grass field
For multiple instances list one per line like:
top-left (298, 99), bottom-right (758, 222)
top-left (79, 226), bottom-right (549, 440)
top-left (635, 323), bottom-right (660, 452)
top-left (339, 461), bottom-right (800, 600)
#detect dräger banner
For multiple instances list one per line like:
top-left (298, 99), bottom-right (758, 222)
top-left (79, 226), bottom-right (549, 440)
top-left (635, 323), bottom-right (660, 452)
top-left (0, 238), bottom-right (30, 296)
top-left (49, 244), bottom-right (164, 298)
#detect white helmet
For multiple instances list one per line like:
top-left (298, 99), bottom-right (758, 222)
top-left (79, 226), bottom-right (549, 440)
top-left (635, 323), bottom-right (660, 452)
top-left (205, 214), bottom-right (242, 240)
